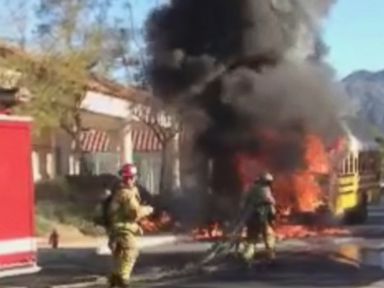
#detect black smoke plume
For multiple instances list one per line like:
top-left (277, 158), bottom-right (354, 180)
top-left (146, 0), bottom-right (341, 209)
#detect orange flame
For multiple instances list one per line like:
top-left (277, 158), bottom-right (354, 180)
top-left (236, 133), bottom-right (331, 214)
top-left (139, 131), bottom-right (349, 241)
top-left (276, 225), bottom-right (350, 240)
top-left (305, 134), bottom-right (329, 174)
top-left (192, 222), bottom-right (349, 241)
top-left (140, 211), bottom-right (173, 233)
top-left (192, 132), bottom-right (349, 241)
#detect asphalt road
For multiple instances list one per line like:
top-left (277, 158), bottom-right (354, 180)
top-left (1, 241), bottom-right (384, 288)
top-left (151, 252), bottom-right (384, 288)
top-left (3, 204), bottom-right (384, 288)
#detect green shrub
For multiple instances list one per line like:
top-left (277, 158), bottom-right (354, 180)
top-left (35, 177), bottom-right (106, 237)
top-left (35, 215), bottom-right (54, 236)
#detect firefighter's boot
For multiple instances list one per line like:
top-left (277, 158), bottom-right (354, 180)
top-left (120, 278), bottom-right (131, 288)
top-left (267, 249), bottom-right (276, 261)
top-left (108, 274), bottom-right (120, 288)
top-left (108, 275), bottom-right (130, 288)
top-left (265, 249), bottom-right (277, 267)
top-left (264, 225), bottom-right (276, 263)
top-left (242, 242), bottom-right (256, 268)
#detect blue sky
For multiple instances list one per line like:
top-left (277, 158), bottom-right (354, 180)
top-left (324, 0), bottom-right (384, 78)
top-left (122, 0), bottom-right (384, 79)
top-left (0, 0), bottom-right (382, 79)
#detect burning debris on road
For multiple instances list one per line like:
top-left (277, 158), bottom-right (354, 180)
top-left (140, 211), bottom-right (173, 233)
top-left (145, 0), bottom-right (350, 239)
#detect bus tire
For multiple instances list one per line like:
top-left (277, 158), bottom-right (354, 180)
top-left (345, 193), bottom-right (368, 225)
top-left (355, 193), bottom-right (368, 223)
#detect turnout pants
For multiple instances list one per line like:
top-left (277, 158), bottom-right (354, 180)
top-left (243, 212), bottom-right (276, 263)
top-left (109, 231), bottom-right (139, 286)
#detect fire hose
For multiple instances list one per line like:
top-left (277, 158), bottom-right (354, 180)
top-left (137, 204), bottom-right (256, 285)
top-left (198, 203), bottom-right (255, 265)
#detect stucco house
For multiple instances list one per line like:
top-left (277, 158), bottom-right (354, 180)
top-left (32, 76), bottom-right (168, 194)
top-left (0, 43), bottom-right (169, 194)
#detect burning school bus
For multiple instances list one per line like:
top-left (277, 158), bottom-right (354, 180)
top-left (145, 0), bottom-right (381, 235)
top-left (234, 119), bottom-right (382, 226)
top-left (332, 119), bottom-right (382, 223)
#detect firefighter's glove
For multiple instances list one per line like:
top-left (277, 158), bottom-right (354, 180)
top-left (138, 205), bottom-right (154, 219)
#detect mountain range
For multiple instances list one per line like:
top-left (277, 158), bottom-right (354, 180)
top-left (342, 69), bottom-right (384, 134)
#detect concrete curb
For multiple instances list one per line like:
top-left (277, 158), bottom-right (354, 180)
top-left (0, 265), bottom-right (41, 279)
top-left (96, 234), bottom-right (316, 255)
top-left (96, 234), bottom-right (194, 255)
top-left (50, 279), bottom-right (105, 288)
top-left (51, 283), bottom-right (98, 288)
top-left (359, 245), bottom-right (384, 269)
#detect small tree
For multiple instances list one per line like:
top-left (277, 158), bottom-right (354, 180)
top-left (131, 99), bottom-right (182, 195)
top-left (0, 48), bottom-right (92, 171)
top-left (0, 0), bottom-right (136, 174)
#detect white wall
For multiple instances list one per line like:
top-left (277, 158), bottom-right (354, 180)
top-left (31, 147), bottom-right (56, 181)
top-left (81, 91), bottom-right (131, 119)
top-left (31, 89), bottom-right (172, 191)
top-left (135, 152), bottom-right (161, 195)
top-left (121, 124), bottom-right (133, 164)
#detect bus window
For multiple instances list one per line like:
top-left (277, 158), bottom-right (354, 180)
top-left (348, 155), bottom-right (354, 174)
top-left (344, 158), bottom-right (348, 174)
top-left (343, 155), bottom-right (350, 174)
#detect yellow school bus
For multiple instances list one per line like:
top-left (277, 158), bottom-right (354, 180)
top-left (331, 126), bottom-right (382, 224)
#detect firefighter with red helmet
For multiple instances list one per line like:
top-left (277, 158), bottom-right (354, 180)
top-left (107, 163), bottom-right (154, 287)
top-left (242, 172), bottom-right (277, 264)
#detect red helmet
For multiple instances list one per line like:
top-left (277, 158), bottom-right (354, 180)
top-left (119, 163), bottom-right (138, 178)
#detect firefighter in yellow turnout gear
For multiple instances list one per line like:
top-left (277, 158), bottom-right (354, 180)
top-left (107, 164), bottom-right (154, 288)
top-left (242, 172), bottom-right (276, 264)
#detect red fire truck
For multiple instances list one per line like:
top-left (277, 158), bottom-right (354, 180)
top-left (0, 90), bottom-right (38, 277)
